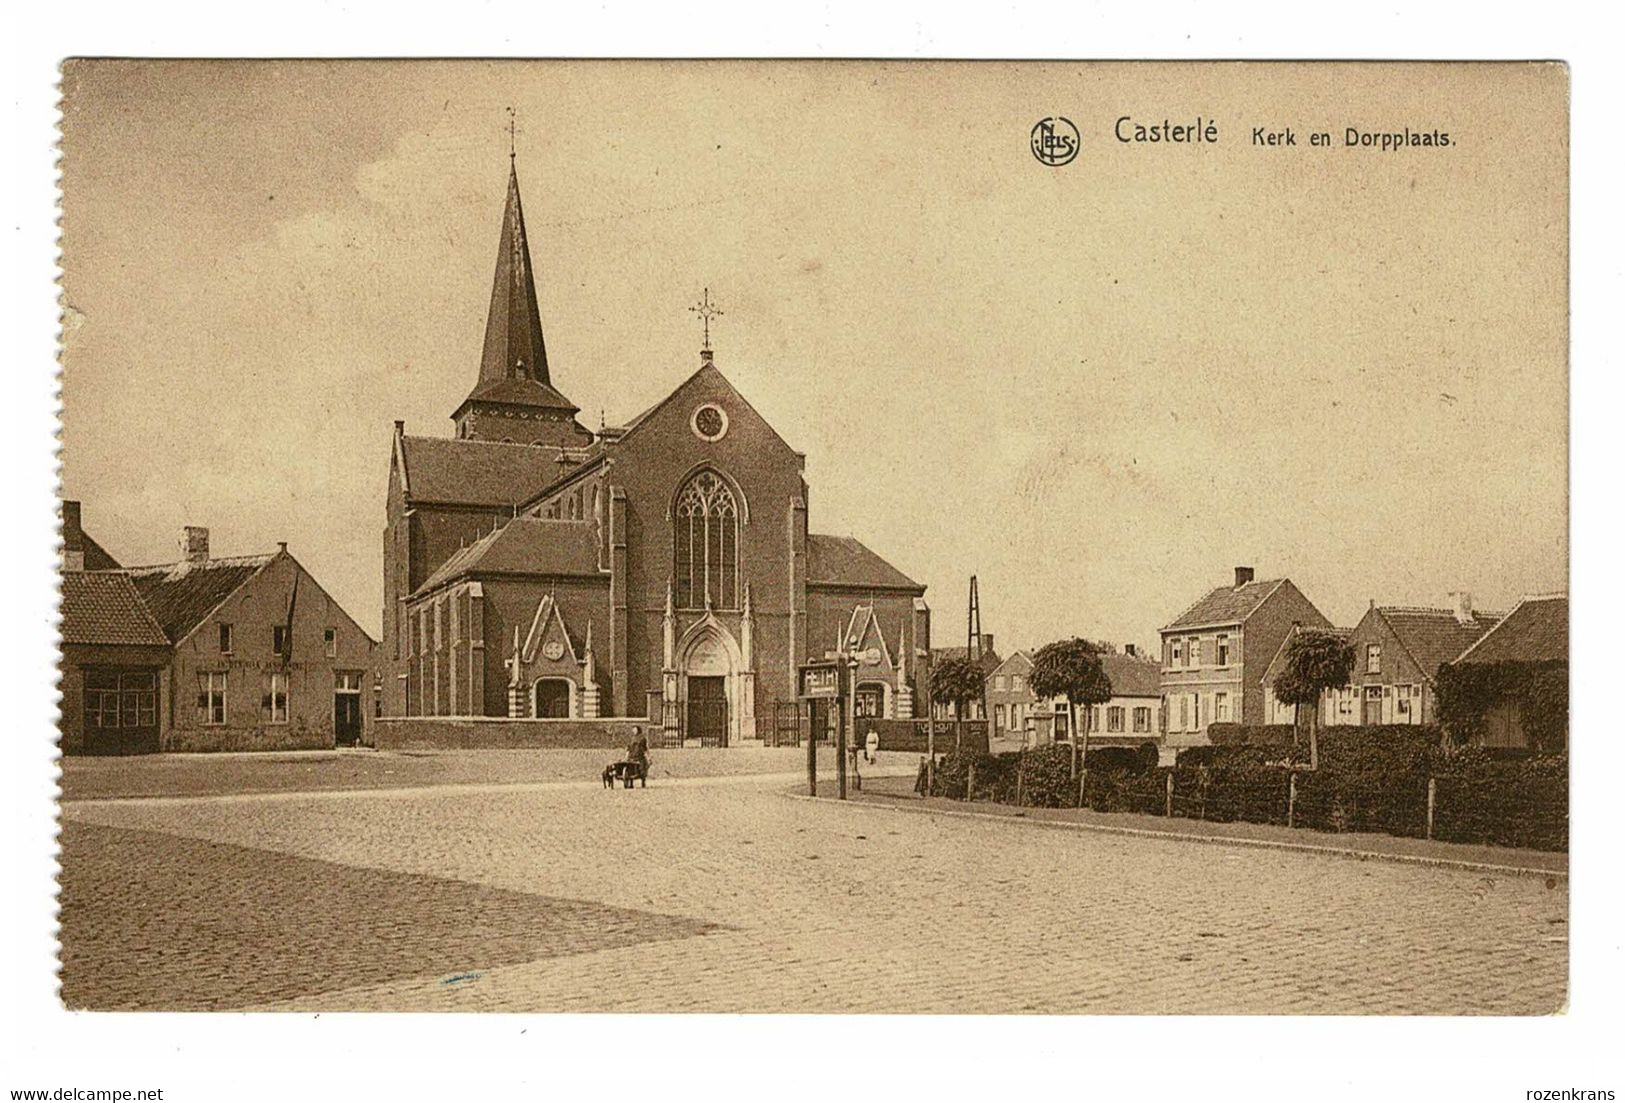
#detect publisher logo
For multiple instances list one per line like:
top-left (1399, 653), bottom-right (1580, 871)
top-left (1030, 117), bottom-right (1080, 166)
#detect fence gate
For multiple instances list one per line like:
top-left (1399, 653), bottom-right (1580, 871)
top-left (771, 701), bottom-right (802, 747)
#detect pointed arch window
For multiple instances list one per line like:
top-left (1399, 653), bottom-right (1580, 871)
top-left (674, 470), bottom-right (738, 610)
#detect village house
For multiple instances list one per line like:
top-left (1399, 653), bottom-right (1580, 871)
top-left (1447, 594), bottom-right (1568, 750)
top-left (929, 634), bottom-right (1000, 722)
top-left (1160, 567), bottom-right (1330, 745)
top-left (987, 644), bottom-right (1162, 750)
top-left (1261, 594), bottom-right (1501, 728)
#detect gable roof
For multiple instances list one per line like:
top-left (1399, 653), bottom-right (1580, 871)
top-left (60, 571), bottom-right (170, 648)
top-left (991, 650), bottom-right (1035, 676)
top-left (414, 517), bottom-right (603, 596)
top-left (1377, 606), bottom-right (1503, 682)
top-left (1163, 578), bottom-right (1288, 631)
top-left (120, 555), bottom-right (277, 644)
top-left (1100, 652), bottom-right (1163, 697)
top-left (807, 534), bottom-right (922, 592)
top-left (1454, 595), bottom-right (1567, 666)
top-left (399, 435), bottom-right (567, 506)
top-left (932, 645), bottom-right (1004, 674)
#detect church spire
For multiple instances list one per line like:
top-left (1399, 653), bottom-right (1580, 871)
top-left (452, 144), bottom-right (589, 444)
top-left (478, 159), bottom-right (551, 388)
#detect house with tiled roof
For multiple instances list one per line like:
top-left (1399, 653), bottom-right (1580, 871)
top-left (59, 501), bottom-right (378, 754)
top-left (58, 541), bottom-right (172, 754)
top-left (988, 644), bottom-right (1164, 749)
top-left (1316, 594), bottom-right (1503, 728)
top-left (1160, 567), bottom-right (1330, 745)
top-left (1445, 594), bottom-right (1568, 750)
top-left (384, 156), bottom-right (928, 745)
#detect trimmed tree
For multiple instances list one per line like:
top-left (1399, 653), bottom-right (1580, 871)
top-left (1028, 638), bottom-right (1115, 779)
top-left (931, 654), bottom-right (987, 724)
top-left (1273, 629), bottom-right (1355, 770)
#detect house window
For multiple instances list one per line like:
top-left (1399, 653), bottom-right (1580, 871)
top-left (198, 672), bottom-right (227, 726)
top-left (1107, 706), bottom-right (1125, 733)
top-left (1053, 702), bottom-right (1070, 738)
top-left (85, 670), bottom-right (157, 731)
top-left (1397, 685), bottom-right (1413, 717)
top-left (674, 470), bottom-right (739, 609)
top-left (1178, 695), bottom-right (1189, 730)
top-left (995, 675), bottom-right (1007, 691)
top-left (1133, 706), bottom-right (1152, 733)
top-left (1187, 637), bottom-right (1200, 667)
top-left (324, 627), bottom-right (337, 658)
top-left (1215, 692), bottom-right (1231, 722)
top-left (218, 623), bottom-right (233, 654)
top-left (1367, 644), bottom-right (1381, 674)
top-left (1170, 639), bottom-right (1182, 666)
top-left (855, 684), bottom-right (885, 719)
top-left (272, 625), bottom-right (289, 655)
top-left (1092, 705), bottom-right (1103, 731)
top-left (262, 671), bottom-right (289, 724)
top-left (1216, 635), bottom-right (1230, 666)
top-left (1011, 674), bottom-right (1025, 691)
top-left (995, 703), bottom-right (1007, 731)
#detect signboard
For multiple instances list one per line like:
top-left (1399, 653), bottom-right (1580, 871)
top-left (798, 661), bottom-right (841, 700)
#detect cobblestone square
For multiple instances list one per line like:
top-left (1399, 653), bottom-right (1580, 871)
top-left (60, 765), bottom-right (1568, 1014)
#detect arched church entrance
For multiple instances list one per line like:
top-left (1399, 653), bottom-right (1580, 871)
top-left (679, 623), bottom-right (738, 748)
top-left (533, 678), bottom-right (573, 718)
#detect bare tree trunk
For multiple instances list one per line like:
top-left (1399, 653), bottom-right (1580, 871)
top-left (1069, 699), bottom-right (1079, 779)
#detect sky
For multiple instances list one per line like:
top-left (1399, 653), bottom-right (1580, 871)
top-left (58, 60), bottom-right (1568, 649)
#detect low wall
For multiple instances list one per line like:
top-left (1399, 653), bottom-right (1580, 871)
top-left (163, 726), bottom-right (333, 753)
top-left (863, 719), bottom-right (989, 756)
top-left (373, 716), bottom-right (651, 752)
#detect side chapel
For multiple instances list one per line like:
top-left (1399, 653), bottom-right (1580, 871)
top-left (381, 156), bottom-right (930, 745)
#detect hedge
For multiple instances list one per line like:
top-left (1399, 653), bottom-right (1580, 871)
top-left (923, 726), bottom-right (1567, 851)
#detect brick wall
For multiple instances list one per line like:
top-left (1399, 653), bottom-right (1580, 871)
top-left (373, 715), bottom-right (651, 751)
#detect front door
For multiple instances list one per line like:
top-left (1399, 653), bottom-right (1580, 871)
top-left (686, 675), bottom-right (728, 747)
top-left (1362, 686), bottom-right (1384, 726)
top-left (334, 671), bottom-right (363, 746)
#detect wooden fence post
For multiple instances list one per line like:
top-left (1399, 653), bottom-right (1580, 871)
top-left (966, 759), bottom-right (976, 803)
top-left (1016, 748), bottom-right (1026, 807)
top-left (1198, 767), bottom-right (1208, 821)
top-left (1427, 776), bottom-right (1437, 840)
top-left (1288, 771), bottom-right (1297, 828)
top-left (1164, 770), bottom-right (1174, 817)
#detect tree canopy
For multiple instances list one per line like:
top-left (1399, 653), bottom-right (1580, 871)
top-left (1274, 630), bottom-right (1354, 707)
top-left (930, 654), bottom-right (987, 713)
top-left (1028, 638), bottom-right (1114, 709)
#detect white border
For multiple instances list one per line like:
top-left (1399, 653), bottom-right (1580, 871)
top-left (7, 3), bottom-right (1622, 1101)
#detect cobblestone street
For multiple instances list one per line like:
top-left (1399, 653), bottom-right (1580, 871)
top-left (60, 759), bottom-right (1568, 1014)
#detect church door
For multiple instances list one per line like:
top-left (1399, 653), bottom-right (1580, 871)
top-left (686, 676), bottom-right (728, 747)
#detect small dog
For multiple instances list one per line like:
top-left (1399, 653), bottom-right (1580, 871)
top-left (601, 763), bottom-right (619, 789)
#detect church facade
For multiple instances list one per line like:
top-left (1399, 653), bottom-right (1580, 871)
top-left (381, 161), bottom-right (930, 745)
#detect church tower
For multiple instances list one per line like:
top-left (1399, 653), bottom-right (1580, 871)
top-left (451, 157), bottom-right (589, 448)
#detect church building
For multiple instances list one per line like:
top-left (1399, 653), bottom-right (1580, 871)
top-left (382, 158), bottom-right (930, 746)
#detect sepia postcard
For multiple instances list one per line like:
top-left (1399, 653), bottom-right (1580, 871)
top-left (54, 59), bottom-right (1568, 1017)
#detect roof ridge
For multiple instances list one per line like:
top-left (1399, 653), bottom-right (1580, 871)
top-left (119, 552), bottom-right (278, 574)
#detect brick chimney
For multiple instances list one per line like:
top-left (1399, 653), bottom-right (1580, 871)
top-left (180, 525), bottom-right (210, 564)
top-left (1234, 566), bottom-right (1255, 588)
top-left (1449, 590), bottom-right (1474, 626)
top-left (61, 500), bottom-right (85, 571)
